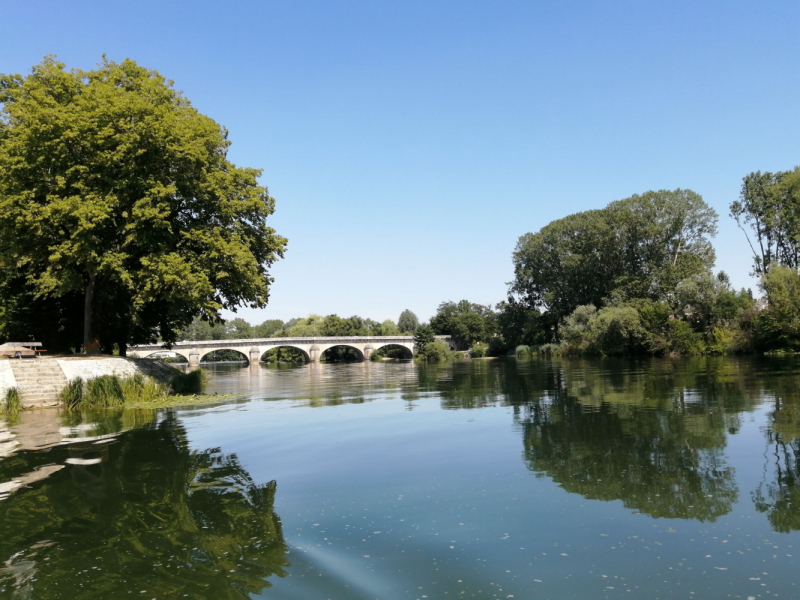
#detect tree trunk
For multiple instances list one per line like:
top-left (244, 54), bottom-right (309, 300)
top-left (83, 274), bottom-right (96, 353)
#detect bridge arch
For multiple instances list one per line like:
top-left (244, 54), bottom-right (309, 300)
top-left (139, 349), bottom-right (193, 363)
top-left (260, 346), bottom-right (310, 363)
top-left (372, 343), bottom-right (414, 360)
top-left (200, 348), bottom-right (249, 363)
top-left (320, 344), bottom-right (365, 362)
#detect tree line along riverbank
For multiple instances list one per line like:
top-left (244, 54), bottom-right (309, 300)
top-left (0, 57), bottom-right (798, 359)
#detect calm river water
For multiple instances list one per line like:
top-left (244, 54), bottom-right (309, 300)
top-left (2, 357), bottom-right (800, 599)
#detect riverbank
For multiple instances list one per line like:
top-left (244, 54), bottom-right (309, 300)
top-left (0, 357), bottom-right (181, 408)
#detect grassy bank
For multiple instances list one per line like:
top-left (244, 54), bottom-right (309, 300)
top-left (59, 370), bottom-right (209, 410)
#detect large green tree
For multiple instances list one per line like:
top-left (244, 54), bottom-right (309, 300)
top-left (511, 189), bottom-right (718, 331)
top-left (730, 168), bottom-right (800, 276)
top-left (0, 57), bottom-right (286, 353)
top-left (429, 300), bottom-right (497, 349)
top-left (397, 309), bottom-right (419, 333)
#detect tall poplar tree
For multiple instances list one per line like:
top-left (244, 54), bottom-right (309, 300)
top-left (0, 56), bottom-right (287, 353)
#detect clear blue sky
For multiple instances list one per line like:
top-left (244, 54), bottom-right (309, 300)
top-left (3, 1), bottom-right (799, 324)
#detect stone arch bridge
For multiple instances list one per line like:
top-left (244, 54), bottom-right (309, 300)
top-left (129, 336), bottom-right (453, 366)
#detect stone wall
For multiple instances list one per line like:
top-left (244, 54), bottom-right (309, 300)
top-left (0, 361), bottom-right (17, 399)
top-left (57, 357), bottom-right (179, 383)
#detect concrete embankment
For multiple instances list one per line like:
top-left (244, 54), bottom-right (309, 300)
top-left (0, 357), bottom-right (178, 408)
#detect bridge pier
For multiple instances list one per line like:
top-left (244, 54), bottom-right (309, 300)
top-left (188, 349), bottom-right (200, 367)
top-left (363, 344), bottom-right (373, 360)
top-left (309, 345), bottom-right (320, 362)
top-left (249, 346), bottom-right (261, 364)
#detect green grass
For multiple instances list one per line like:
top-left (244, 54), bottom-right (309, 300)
top-left (170, 369), bottom-right (207, 395)
top-left (59, 373), bottom-right (170, 410)
top-left (119, 373), bottom-right (168, 403)
top-left (57, 369), bottom-right (207, 411)
top-left (3, 387), bottom-right (21, 417)
top-left (59, 378), bottom-right (85, 410)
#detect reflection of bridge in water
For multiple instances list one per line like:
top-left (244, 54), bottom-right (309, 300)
top-left (129, 335), bottom-right (453, 366)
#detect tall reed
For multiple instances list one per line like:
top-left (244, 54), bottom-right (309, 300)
top-left (3, 387), bottom-right (21, 417)
top-left (60, 374), bottom-right (168, 410)
top-left (170, 369), bottom-right (207, 395)
top-left (59, 378), bottom-right (84, 410)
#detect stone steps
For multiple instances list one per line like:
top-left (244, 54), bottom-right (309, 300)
top-left (9, 360), bottom-right (68, 407)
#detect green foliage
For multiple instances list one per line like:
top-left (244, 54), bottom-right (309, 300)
top-left (419, 340), bottom-right (452, 361)
top-left (321, 314), bottom-right (371, 336)
top-left (515, 345), bottom-right (531, 357)
top-left (561, 304), bottom-right (648, 356)
top-left (118, 373), bottom-right (169, 403)
top-left (0, 417), bottom-right (288, 597)
top-left (320, 346), bottom-right (362, 362)
top-left (170, 369), bottom-right (207, 395)
top-left (470, 342), bottom-right (487, 358)
top-left (672, 272), bottom-right (753, 332)
top-left (176, 314), bottom-right (404, 343)
top-left (275, 315), bottom-right (324, 337)
top-left (487, 337), bottom-right (506, 357)
top-left (380, 319), bottom-right (400, 336)
top-left (413, 325), bottom-right (436, 354)
top-left (59, 378), bottom-right (85, 410)
top-left (254, 319), bottom-right (286, 338)
top-left (429, 300), bottom-right (496, 349)
top-left (371, 345), bottom-right (412, 360)
top-left (731, 168), bottom-right (800, 276)
top-left (398, 309), bottom-right (419, 333)
top-left (3, 387), bottom-right (21, 416)
top-left (224, 318), bottom-right (254, 339)
top-left (0, 56), bottom-right (286, 351)
top-left (591, 305), bottom-right (649, 356)
top-left (496, 298), bottom-right (546, 350)
top-left (84, 375), bottom-right (125, 407)
top-left (754, 265), bottom-right (800, 350)
top-left (706, 326), bottom-right (737, 355)
top-left (261, 347), bottom-right (306, 363)
top-left (200, 349), bottom-right (248, 362)
top-left (537, 343), bottom-right (562, 356)
top-left (61, 374), bottom-right (166, 408)
top-left (511, 189), bottom-right (718, 327)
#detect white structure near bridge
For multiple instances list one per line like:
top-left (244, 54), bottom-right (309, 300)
top-left (129, 336), bottom-right (453, 366)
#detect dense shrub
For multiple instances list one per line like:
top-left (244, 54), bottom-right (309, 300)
top-left (589, 305), bottom-right (648, 355)
top-left (754, 266), bottom-right (800, 350)
top-left (487, 337), bottom-right (507, 357)
top-left (419, 340), bottom-right (452, 361)
top-left (560, 304), bottom-right (647, 355)
top-left (470, 342), bottom-right (487, 358)
top-left (537, 343), bottom-right (561, 356)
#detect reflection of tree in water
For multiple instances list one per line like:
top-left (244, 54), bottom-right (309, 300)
top-left (520, 358), bottom-right (765, 521)
top-left (522, 395), bottom-right (738, 521)
top-left (0, 413), bottom-right (288, 599)
top-left (420, 356), bottom-right (761, 522)
top-left (753, 367), bottom-right (800, 532)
